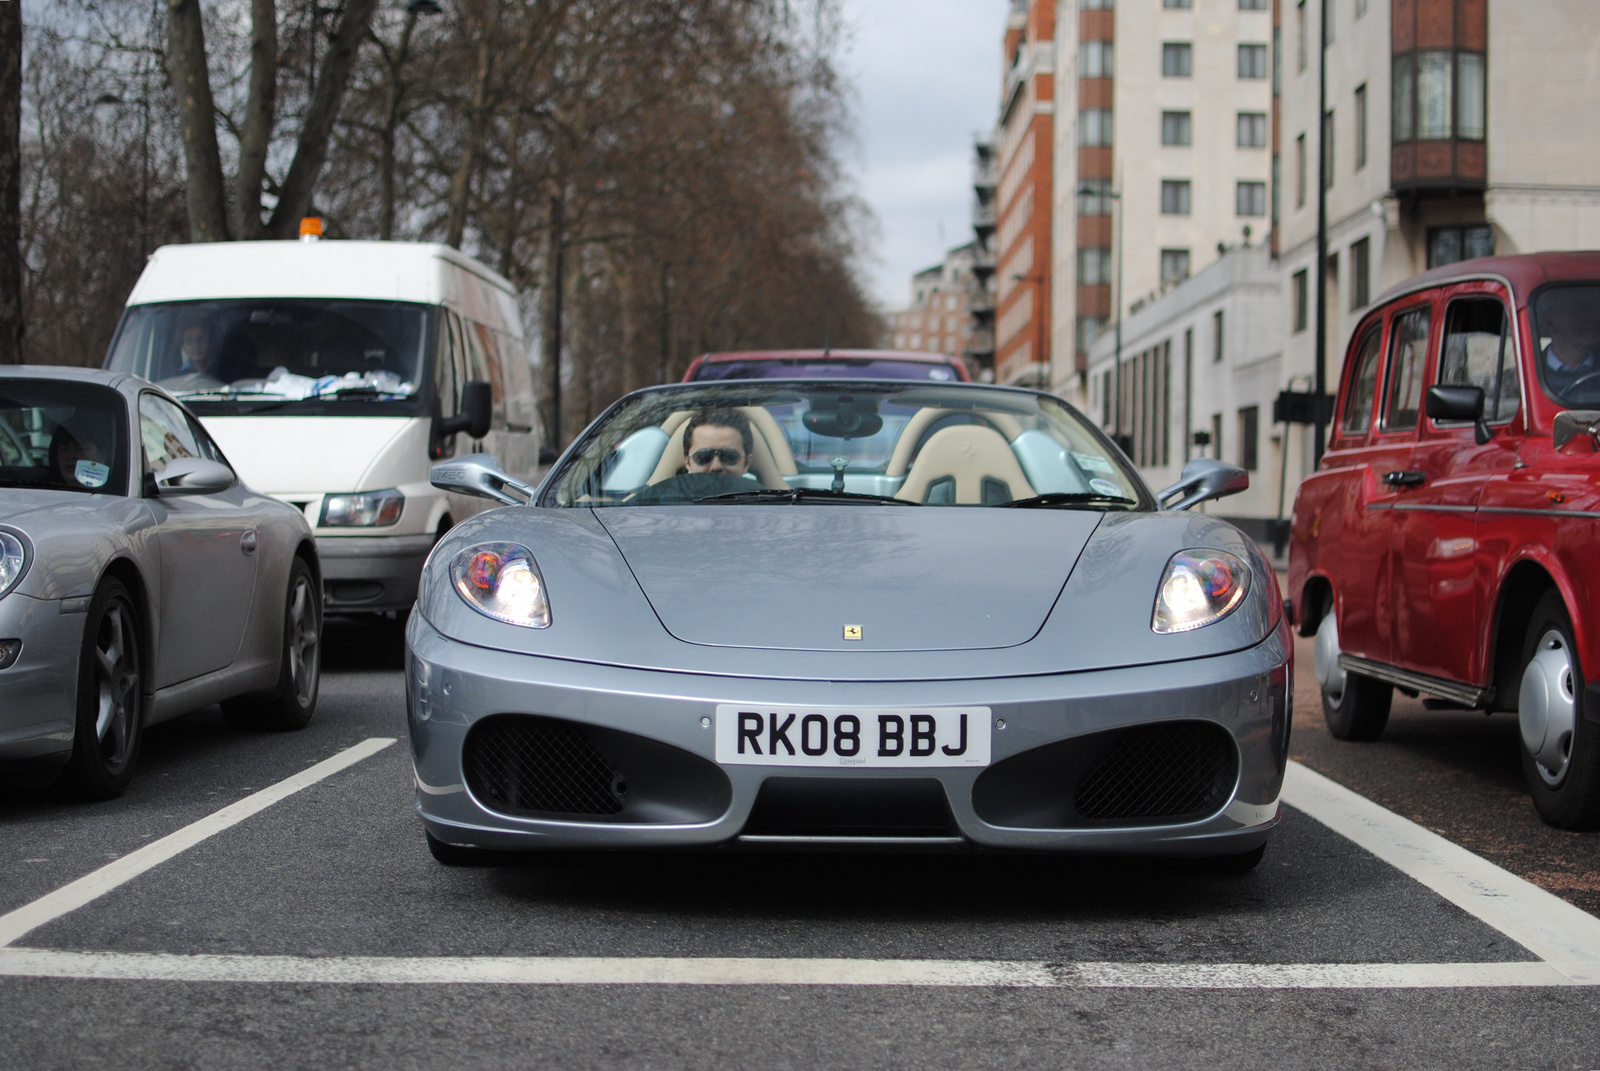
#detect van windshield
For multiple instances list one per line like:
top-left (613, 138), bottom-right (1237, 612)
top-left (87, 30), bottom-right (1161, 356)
top-left (105, 300), bottom-right (434, 414)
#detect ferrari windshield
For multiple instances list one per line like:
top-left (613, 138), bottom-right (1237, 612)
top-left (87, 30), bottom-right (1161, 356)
top-left (546, 381), bottom-right (1147, 509)
top-left (105, 299), bottom-right (433, 414)
top-left (0, 379), bottom-right (130, 495)
top-left (1531, 285), bottom-right (1600, 407)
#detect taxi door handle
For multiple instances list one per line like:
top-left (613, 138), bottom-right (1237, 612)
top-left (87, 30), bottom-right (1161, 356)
top-left (1382, 470), bottom-right (1426, 489)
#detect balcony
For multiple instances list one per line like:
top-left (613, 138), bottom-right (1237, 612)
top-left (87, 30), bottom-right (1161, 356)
top-left (973, 156), bottom-right (997, 191)
top-left (972, 201), bottom-right (997, 239)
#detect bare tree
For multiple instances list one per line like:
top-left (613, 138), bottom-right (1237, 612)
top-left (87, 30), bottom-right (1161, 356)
top-left (0, 0), bottom-right (22, 363)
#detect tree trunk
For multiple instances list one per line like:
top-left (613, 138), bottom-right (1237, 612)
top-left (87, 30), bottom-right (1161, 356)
top-left (564, 259), bottom-right (590, 445)
top-left (376, 10), bottom-right (419, 242)
top-left (233, 0), bottom-right (276, 240)
top-left (166, 0), bottom-right (230, 243)
top-left (538, 191), bottom-right (564, 451)
top-left (266, 0), bottom-right (379, 237)
top-left (0, 0), bottom-right (21, 364)
top-left (444, 16), bottom-right (497, 249)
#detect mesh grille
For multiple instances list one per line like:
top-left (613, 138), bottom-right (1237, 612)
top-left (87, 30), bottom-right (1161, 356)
top-left (1072, 722), bottom-right (1234, 822)
top-left (464, 715), bottom-right (625, 817)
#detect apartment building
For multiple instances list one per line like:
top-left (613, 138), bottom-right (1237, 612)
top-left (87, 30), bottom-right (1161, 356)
top-left (991, 0), bottom-right (1056, 388)
top-left (1052, 0), bottom-right (1276, 404)
top-left (888, 243), bottom-right (982, 369)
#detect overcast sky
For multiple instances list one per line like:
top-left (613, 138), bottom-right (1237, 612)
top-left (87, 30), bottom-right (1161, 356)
top-left (836, 0), bottom-right (1011, 311)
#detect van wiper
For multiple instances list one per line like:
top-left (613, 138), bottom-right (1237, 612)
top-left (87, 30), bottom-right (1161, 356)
top-left (698, 487), bottom-right (918, 505)
top-left (171, 388), bottom-right (292, 399)
top-left (1000, 492), bottom-right (1139, 509)
top-left (224, 386), bottom-right (408, 413)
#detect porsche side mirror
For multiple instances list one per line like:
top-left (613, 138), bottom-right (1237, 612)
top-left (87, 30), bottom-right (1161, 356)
top-left (430, 453), bottom-right (537, 506)
top-left (1426, 384), bottom-right (1492, 445)
top-left (1156, 458), bottom-right (1249, 511)
top-left (1554, 409), bottom-right (1600, 451)
top-left (437, 381), bottom-right (494, 441)
top-left (153, 457), bottom-right (235, 496)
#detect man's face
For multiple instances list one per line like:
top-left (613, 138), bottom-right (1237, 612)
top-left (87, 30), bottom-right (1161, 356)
top-left (685, 424), bottom-right (749, 476)
top-left (1545, 296), bottom-right (1600, 367)
top-left (181, 327), bottom-right (212, 372)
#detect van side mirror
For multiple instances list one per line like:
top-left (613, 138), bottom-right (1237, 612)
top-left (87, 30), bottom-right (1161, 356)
top-left (437, 381), bottom-right (493, 441)
top-left (1425, 384), bottom-right (1491, 444)
top-left (430, 453), bottom-right (537, 506)
top-left (1156, 458), bottom-right (1249, 511)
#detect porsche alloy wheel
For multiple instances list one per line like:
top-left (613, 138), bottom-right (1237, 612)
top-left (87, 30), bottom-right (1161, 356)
top-left (64, 578), bottom-right (144, 799)
top-left (1315, 609), bottom-right (1391, 741)
top-left (1519, 591), bottom-right (1600, 829)
top-left (223, 558), bottom-right (320, 732)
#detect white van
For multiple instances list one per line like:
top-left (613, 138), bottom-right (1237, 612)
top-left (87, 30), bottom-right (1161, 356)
top-left (104, 239), bottom-right (542, 615)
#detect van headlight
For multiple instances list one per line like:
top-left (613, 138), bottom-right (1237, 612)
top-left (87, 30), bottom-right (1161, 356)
top-left (1152, 550), bottom-right (1250, 634)
top-left (450, 543), bottom-right (551, 628)
top-left (0, 530), bottom-right (26, 598)
top-left (320, 489), bottom-right (404, 527)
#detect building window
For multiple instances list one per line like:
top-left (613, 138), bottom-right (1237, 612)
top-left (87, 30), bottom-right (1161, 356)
top-left (1236, 181), bottom-right (1267, 216)
top-left (1079, 108), bottom-right (1115, 147)
top-left (1350, 237), bottom-right (1370, 309)
top-left (1295, 133), bottom-right (1307, 208)
top-left (1237, 112), bottom-right (1268, 148)
top-left (1163, 42), bottom-right (1193, 77)
top-left (1160, 249), bottom-right (1191, 286)
top-left (1239, 0), bottom-right (1268, 8)
top-left (1080, 40), bottom-right (1114, 78)
top-left (1211, 412), bottom-right (1224, 460)
top-left (1164, 0), bottom-right (1191, 7)
top-left (1213, 309), bottom-right (1225, 364)
top-left (1392, 55), bottom-right (1415, 141)
top-left (1077, 178), bottom-right (1114, 216)
top-left (1077, 247), bottom-right (1113, 286)
top-left (1078, 317), bottom-right (1108, 355)
top-left (1162, 111), bottom-right (1192, 146)
top-left (1238, 43), bottom-right (1268, 79)
top-left (1237, 405), bottom-right (1259, 471)
top-left (1354, 84), bottom-right (1367, 169)
top-left (1296, 0), bottom-right (1307, 73)
top-left (1322, 109), bottom-right (1335, 189)
top-left (1458, 53), bottom-right (1486, 139)
top-left (1292, 269), bottom-right (1309, 332)
top-left (1161, 180), bottom-right (1191, 215)
top-left (1427, 225), bottom-right (1495, 268)
top-left (1325, 0), bottom-right (1335, 44)
top-left (1356, 0), bottom-right (1367, 15)
top-left (1418, 52), bottom-right (1452, 138)
top-left (1393, 51), bottom-right (1487, 142)
top-left (1081, 0), bottom-right (1114, 8)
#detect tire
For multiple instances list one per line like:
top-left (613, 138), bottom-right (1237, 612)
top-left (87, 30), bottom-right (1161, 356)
top-left (61, 578), bottom-right (145, 799)
top-left (1315, 609), bottom-right (1392, 740)
top-left (1517, 590), bottom-right (1600, 829)
top-left (223, 558), bottom-right (320, 732)
top-left (426, 830), bottom-right (511, 867)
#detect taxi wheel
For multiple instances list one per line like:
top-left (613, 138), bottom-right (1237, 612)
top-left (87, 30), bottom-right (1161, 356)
top-left (1316, 610), bottom-right (1391, 740)
top-left (223, 558), bottom-right (320, 732)
top-left (426, 830), bottom-right (511, 866)
top-left (62, 578), bottom-right (145, 799)
top-left (1518, 591), bottom-right (1600, 829)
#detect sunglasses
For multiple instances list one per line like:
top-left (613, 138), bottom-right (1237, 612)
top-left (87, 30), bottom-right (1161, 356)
top-left (689, 447), bottom-right (744, 466)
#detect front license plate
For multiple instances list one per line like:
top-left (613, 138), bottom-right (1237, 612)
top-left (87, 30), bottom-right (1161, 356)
top-left (714, 705), bottom-right (991, 768)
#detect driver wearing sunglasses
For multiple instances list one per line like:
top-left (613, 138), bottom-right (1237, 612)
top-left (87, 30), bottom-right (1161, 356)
top-left (682, 408), bottom-right (753, 478)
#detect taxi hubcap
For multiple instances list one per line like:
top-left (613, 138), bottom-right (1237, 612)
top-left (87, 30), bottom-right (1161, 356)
top-left (1314, 612), bottom-right (1347, 706)
top-left (1520, 627), bottom-right (1577, 787)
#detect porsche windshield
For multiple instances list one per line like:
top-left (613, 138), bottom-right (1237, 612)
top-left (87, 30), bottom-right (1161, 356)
top-left (105, 300), bottom-right (433, 415)
top-left (546, 382), bottom-right (1147, 509)
top-left (0, 380), bottom-right (130, 495)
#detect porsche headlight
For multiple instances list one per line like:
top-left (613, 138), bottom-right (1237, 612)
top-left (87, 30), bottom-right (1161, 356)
top-left (0, 530), bottom-right (26, 599)
top-left (449, 543), bottom-right (550, 628)
top-left (1152, 550), bottom-right (1250, 634)
top-left (320, 489), bottom-right (404, 527)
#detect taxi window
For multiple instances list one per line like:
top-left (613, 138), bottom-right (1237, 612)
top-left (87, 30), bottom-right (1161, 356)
top-left (1383, 307), bottom-right (1430, 431)
top-left (1340, 326), bottom-right (1382, 435)
top-left (1438, 297), bottom-right (1520, 424)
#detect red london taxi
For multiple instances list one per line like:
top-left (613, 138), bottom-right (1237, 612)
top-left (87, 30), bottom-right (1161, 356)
top-left (1288, 252), bottom-right (1600, 829)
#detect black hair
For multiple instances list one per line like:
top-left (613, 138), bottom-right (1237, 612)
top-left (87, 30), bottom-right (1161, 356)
top-left (682, 408), bottom-right (754, 460)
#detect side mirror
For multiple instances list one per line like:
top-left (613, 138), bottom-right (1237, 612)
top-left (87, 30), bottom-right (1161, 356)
top-left (1554, 409), bottom-right (1600, 451)
top-left (437, 381), bottom-right (493, 441)
top-left (1426, 384), bottom-right (1492, 445)
top-left (430, 453), bottom-right (537, 507)
top-left (154, 457), bottom-right (235, 496)
top-left (1156, 458), bottom-right (1249, 511)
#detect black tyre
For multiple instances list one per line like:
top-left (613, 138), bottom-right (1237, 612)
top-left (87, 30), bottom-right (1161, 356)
top-left (1517, 590), bottom-right (1600, 829)
top-left (61, 578), bottom-right (144, 799)
top-left (223, 558), bottom-right (320, 731)
top-left (426, 830), bottom-right (510, 866)
top-left (1315, 610), bottom-right (1392, 740)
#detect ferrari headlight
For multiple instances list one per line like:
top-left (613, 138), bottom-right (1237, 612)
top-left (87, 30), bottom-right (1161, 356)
top-left (1152, 549), bottom-right (1250, 634)
top-left (320, 489), bottom-right (404, 527)
top-left (450, 542), bottom-right (550, 628)
top-left (0, 530), bottom-right (26, 599)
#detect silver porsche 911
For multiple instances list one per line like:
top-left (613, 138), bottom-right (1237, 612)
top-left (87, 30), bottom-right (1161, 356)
top-left (0, 367), bottom-right (322, 798)
top-left (408, 380), bottom-right (1291, 867)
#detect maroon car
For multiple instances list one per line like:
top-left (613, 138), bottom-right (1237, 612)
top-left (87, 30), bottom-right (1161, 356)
top-left (682, 349), bottom-right (970, 383)
top-left (1288, 252), bottom-right (1600, 829)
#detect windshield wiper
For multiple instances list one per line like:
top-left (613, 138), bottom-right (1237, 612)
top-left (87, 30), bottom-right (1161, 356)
top-left (697, 487), bottom-right (918, 505)
top-left (1000, 492), bottom-right (1139, 509)
top-left (171, 388), bottom-right (293, 399)
top-left (221, 386), bottom-right (410, 413)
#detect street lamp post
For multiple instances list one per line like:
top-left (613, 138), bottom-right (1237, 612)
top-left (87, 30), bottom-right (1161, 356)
top-left (1077, 183), bottom-right (1123, 450)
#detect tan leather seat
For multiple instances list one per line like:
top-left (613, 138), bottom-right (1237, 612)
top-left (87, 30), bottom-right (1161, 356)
top-left (647, 408), bottom-right (794, 489)
top-left (894, 424), bottom-right (1036, 504)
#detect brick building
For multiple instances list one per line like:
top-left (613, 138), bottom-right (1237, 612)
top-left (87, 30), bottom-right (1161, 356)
top-left (888, 243), bottom-right (982, 368)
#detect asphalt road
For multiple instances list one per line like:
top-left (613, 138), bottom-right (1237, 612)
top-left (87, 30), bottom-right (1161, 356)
top-left (3, 618), bottom-right (1600, 1069)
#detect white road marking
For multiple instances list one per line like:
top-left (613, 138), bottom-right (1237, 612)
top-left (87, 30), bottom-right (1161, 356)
top-left (0, 738), bottom-right (396, 948)
top-left (0, 948), bottom-right (1581, 989)
top-left (1281, 760), bottom-right (1600, 983)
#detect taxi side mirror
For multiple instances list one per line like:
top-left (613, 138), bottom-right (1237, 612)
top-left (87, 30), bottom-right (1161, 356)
top-left (1425, 385), bottom-right (1491, 445)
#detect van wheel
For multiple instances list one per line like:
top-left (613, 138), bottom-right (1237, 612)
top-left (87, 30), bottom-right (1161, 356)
top-left (1316, 610), bottom-right (1391, 740)
top-left (223, 559), bottom-right (320, 731)
top-left (1518, 591), bottom-right (1600, 829)
top-left (62, 579), bottom-right (145, 799)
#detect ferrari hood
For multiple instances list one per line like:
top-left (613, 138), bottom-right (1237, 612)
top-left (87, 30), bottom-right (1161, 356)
top-left (593, 506), bottom-right (1103, 652)
top-left (198, 415), bottom-right (413, 494)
